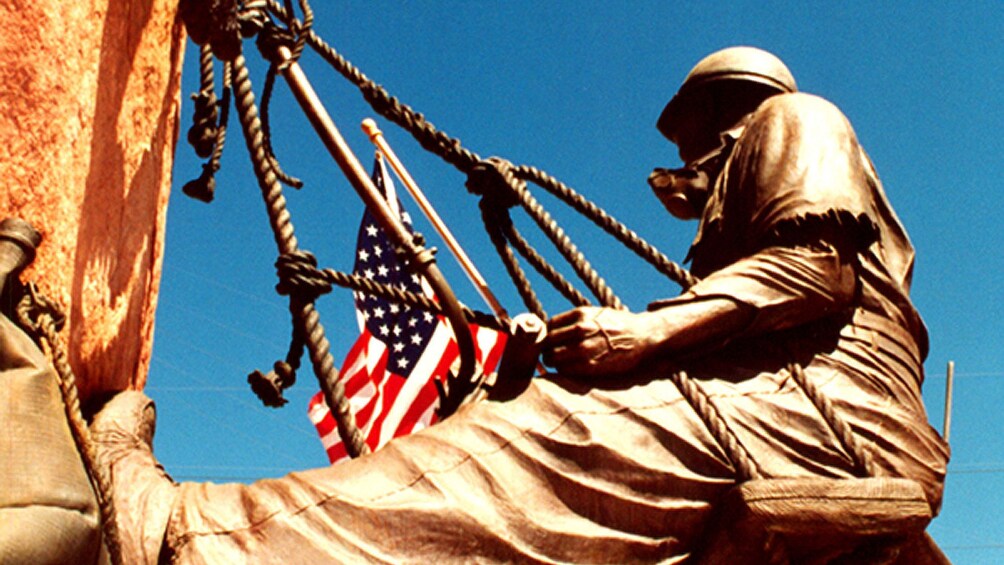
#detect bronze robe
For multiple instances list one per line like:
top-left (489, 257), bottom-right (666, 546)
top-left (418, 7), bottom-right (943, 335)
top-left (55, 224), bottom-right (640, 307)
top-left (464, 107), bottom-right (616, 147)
top-left (93, 92), bottom-right (948, 563)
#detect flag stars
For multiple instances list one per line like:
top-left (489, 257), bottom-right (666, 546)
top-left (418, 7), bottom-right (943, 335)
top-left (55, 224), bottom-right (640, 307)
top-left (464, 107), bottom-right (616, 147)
top-left (357, 249), bottom-right (370, 262)
top-left (379, 325), bottom-right (390, 336)
top-left (372, 307), bottom-right (385, 319)
top-left (377, 265), bottom-right (390, 277)
top-left (423, 312), bottom-right (434, 323)
top-left (410, 334), bottom-right (423, 345)
top-left (393, 342), bottom-right (405, 352)
top-left (389, 303), bottom-right (400, 314)
top-left (366, 224), bottom-right (379, 237)
top-left (396, 358), bottom-right (410, 369)
top-left (392, 326), bottom-right (402, 337)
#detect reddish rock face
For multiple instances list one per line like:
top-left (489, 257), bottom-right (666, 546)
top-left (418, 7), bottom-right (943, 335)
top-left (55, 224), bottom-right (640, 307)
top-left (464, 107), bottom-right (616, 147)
top-left (0, 1), bottom-right (185, 401)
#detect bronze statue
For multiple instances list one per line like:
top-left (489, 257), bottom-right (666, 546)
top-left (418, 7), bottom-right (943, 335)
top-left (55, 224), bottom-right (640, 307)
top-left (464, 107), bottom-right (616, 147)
top-left (76, 47), bottom-right (946, 562)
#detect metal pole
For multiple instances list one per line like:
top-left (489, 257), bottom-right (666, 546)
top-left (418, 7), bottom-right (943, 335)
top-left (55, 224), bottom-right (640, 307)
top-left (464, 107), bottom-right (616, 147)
top-left (270, 45), bottom-right (478, 409)
top-left (361, 118), bottom-right (509, 322)
top-left (944, 360), bottom-right (955, 443)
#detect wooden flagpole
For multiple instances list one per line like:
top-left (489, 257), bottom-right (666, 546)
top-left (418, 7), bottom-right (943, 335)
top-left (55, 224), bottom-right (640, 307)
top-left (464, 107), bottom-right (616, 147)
top-left (362, 118), bottom-right (510, 323)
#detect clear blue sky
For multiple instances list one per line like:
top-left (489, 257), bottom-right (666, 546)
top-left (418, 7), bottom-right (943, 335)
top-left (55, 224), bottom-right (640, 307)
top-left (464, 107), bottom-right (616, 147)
top-left (151, 2), bottom-right (1003, 561)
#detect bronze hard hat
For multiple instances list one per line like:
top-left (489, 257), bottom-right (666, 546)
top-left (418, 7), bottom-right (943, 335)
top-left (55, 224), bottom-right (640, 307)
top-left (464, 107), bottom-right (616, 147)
top-left (657, 46), bottom-right (797, 141)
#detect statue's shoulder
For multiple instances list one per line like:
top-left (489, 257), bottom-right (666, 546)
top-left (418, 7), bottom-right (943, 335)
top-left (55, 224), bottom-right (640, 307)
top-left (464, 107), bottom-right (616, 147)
top-left (750, 92), bottom-right (852, 133)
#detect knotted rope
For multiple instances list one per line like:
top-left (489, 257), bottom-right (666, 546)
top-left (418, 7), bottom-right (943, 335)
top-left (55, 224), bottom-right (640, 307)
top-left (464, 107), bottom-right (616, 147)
top-left (275, 251), bottom-right (504, 331)
top-left (229, 52), bottom-right (370, 457)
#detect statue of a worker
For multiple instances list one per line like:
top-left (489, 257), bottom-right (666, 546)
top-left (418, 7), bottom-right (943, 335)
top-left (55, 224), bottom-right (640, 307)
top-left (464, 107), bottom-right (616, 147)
top-left (88, 47), bottom-right (949, 563)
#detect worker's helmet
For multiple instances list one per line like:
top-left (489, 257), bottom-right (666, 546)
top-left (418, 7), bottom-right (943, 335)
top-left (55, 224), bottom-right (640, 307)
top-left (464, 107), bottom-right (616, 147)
top-left (657, 46), bottom-right (797, 141)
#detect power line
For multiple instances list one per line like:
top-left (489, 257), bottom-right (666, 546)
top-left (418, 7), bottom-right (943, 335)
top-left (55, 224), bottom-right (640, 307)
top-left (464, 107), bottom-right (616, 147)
top-left (947, 466), bottom-right (1004, 475)
top-left (149, 355), bottom-right (320, 456)
top-left (926, 371), bottom-right (1004, 378)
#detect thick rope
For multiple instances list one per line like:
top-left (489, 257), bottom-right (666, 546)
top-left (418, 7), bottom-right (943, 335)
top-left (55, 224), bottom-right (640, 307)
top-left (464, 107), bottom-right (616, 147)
top-left (275, 251), bottom-right (504, 331)
top-left (15, 287), bottom-right (123, 565)
top-left (282, 0), bottom-right (312, 63)
top-left (260, 65), bottom-right (304, 188)
top-left (211, 60), bottom-right (233, 178)
top-left (788, 362), bottom-right (875, 477)
top-left (183, 54), bottom-right (233, 203)
top-left (230, 54), bottom-right (370, 458)
top-left (296, 17), bottom-right (481, 173)
top-left (480, 203), bottom-right (547, 320)
top-left (669, 370), bottom-right (761, 482)
top-left (515, 165), bottom-right (699, 290)
top-left (496, 160), bottom-right (624, 310)
top-left (497, 216), bottom-right (591, 308)
top-left (467, 157), bottom-right (623, 309)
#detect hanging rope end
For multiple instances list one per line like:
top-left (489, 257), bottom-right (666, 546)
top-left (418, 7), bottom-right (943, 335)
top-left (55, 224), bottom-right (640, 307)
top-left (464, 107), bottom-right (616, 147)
top-left (248, 361), bottom-right (296, 408)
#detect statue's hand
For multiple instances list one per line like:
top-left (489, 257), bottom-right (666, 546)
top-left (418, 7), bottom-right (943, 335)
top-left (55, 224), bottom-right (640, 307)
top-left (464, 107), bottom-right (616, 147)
top-left (542, 307), bottom-right (659, 377)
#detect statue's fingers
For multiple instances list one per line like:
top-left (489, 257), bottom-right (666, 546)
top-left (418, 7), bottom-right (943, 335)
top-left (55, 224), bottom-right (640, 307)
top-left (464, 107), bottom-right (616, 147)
top-left (541, 342), bottom-right (588, 370)
top-left (546, 308), bottom-right (588, 331)
top-left (544, 316), bottom-right (603, 347)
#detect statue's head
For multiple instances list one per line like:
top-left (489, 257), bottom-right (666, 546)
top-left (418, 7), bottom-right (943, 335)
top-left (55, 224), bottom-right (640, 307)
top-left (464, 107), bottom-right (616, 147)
top-left (657, 46), bottom-right (796, 164)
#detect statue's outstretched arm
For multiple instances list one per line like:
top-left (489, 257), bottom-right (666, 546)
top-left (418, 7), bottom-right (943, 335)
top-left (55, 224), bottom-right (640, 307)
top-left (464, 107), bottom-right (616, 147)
top-left (543, 240), bottom-right (857, 378)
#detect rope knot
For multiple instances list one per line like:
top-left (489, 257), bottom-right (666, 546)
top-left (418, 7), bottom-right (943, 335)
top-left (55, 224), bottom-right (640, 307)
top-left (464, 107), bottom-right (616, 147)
top-left (237, 0), bottom-right (269, 38)
top-left (180, 0), bottom-right (243, 61)
top-left (248, 360), bottom-right (295, 408)
top-left (182, 163), bottom-right (218, 203)
top-left (15, 282), bottom-right (66, 335)
top-left (466, 157), bottom-right (525, 210)
top-left (275, 250), bottom-right (332, 301)
top-left (255, 21), bottom-right (297, 66)
top-left (187, 91), bottom-right (220, 158)
top-left (255, 1), bottom-right (313, 67)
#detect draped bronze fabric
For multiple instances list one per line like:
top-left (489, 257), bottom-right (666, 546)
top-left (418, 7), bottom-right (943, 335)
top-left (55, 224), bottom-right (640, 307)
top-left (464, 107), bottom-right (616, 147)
top-left (0, 313), bottom-right (103, 563)
top-left (93, 92), bottom-right (948, 563)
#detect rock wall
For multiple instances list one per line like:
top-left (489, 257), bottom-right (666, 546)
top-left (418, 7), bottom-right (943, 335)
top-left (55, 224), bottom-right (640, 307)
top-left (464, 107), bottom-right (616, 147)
top-left (0, 1), bottom-right (185, 401)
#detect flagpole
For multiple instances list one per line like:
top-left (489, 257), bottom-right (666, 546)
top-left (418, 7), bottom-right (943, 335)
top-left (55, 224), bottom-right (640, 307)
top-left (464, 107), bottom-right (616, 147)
top-left (943, 360), bottom-right (955, 443)
top-left (269, 45), bottom-right (479, 412)
top-left (362, 118), bottom-right (510, 323)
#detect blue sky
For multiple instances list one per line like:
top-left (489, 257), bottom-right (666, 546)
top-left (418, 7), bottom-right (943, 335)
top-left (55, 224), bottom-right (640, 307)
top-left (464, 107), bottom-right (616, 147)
top-left (151, 3), bottom-right (1003, 561)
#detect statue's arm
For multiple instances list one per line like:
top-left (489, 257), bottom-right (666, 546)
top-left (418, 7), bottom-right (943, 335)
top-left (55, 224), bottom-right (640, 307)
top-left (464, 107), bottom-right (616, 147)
top-left (543, 240), bottom-right (857, 377)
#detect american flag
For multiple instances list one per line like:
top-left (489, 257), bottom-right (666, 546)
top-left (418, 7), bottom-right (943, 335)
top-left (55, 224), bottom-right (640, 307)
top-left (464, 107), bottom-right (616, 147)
top-left (309, 156), bottom-right (506, 463)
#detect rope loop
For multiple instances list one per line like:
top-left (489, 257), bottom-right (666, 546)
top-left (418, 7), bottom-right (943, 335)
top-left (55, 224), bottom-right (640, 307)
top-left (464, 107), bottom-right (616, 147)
top-left (275, 250), bottom-right (332, 301)
top-left (284, 0), bottom-right (313, 62)
top-left (15, 282), bottom-right (66, 335)
top-left (466, 157), bottom-right (524, 210)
